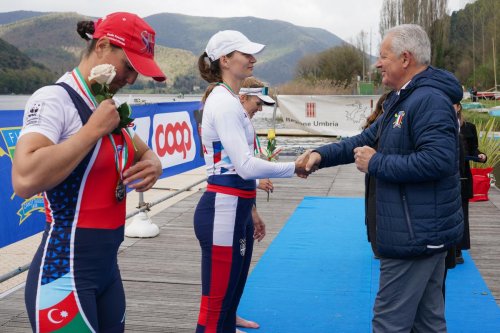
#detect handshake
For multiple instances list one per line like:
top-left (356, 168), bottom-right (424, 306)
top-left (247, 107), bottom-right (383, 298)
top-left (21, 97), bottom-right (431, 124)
top-left (293, 149), bottom-right (321, 179)
top-left (292, 146), bottom-right (376, 178)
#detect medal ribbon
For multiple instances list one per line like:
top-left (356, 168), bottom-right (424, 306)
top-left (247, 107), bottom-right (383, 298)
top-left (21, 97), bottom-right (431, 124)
top-left (217, 82), bottom-right (238, 97)
top-left (254, 134), bottom-right (263, 157)
top-left (108, 133), bottom-right (129, 181)
top-left (73, 68), bottom-right (129, 184)
top-left (217, 82), bottom-right (262, 156)
top-left (72, 68), bottom-right (98, 109)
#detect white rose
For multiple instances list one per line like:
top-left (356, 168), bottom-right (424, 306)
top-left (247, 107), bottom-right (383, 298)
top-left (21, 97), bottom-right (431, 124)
top-left (88, 64), bottom-right (116, 85)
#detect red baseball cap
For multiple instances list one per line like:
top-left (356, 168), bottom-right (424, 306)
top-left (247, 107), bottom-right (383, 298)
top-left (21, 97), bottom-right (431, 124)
top-left (93, 12), bottom-right (166, 82)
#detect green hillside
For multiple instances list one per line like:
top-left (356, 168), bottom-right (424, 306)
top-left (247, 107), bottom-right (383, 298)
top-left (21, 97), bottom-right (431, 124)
top-left (150, 46), bottom-right (197, 85)
top-left (145, 13), bottom-right (345, 84)
top-left (0, 10), bottom-right (48, 25)
top-left (0, 12), bottom-right (87, 76)
top-left (0, 38), bottom-right (55, 94)
top-left (0, 12), bottom-right (200, 88)
top-left (0, 11), bottom-right (346, 91)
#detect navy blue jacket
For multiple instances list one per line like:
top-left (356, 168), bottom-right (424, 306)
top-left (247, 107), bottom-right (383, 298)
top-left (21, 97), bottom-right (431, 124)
top-left (316, 66), bottom-right (464, 259)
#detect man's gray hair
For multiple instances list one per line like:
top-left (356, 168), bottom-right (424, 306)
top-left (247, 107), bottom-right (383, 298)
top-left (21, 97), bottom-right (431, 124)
top-left (385, 24), bottom-right (431, 66)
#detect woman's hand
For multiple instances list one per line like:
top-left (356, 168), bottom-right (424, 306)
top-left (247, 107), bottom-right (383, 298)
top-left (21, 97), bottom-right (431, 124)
top-left (123, 158), bottom-right (162, 192)
top-left (257, 178), bottom-right (273, 193)
top-left (252, 206), bottom-right (266, 242)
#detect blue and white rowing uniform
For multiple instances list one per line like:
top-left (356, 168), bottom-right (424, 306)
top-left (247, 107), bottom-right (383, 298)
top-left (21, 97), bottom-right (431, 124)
top-left (194, 84), bottom-right (294, 333)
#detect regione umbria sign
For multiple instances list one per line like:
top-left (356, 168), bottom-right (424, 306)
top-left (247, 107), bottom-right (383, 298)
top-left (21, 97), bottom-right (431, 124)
top-left (278, 95), bottom-right (380, 137)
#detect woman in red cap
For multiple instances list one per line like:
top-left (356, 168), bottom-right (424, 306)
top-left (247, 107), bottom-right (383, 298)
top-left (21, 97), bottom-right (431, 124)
top-left (194, 30), bottom-right (301, 333)
top-left (13, 12), bottom-right (165, 333)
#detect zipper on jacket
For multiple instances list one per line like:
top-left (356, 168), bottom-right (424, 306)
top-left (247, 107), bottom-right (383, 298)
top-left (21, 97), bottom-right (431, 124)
top-left (400, 187), bottom-right (415, 240)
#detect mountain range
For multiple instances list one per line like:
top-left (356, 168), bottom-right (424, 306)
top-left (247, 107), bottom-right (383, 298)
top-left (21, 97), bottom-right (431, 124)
top-left (0, 10), bottom-right (346, 87)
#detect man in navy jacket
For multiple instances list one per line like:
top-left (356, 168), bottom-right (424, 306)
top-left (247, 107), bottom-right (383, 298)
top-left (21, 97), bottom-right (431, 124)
top-left (297, 24), bottom-right (463, 332)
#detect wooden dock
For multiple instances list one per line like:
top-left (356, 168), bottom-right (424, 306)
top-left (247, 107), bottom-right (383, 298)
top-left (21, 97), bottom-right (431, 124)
top-left (1, 162), bottom-right (499, 332)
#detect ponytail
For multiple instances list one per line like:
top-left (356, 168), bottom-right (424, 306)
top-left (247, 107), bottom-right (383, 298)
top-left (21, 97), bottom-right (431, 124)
top-left (76, 20), bottom-right (97, 58)
top-left (198, 52), bottom-right (223, 104)
top-left (198, 52), bottom-right (223, 83)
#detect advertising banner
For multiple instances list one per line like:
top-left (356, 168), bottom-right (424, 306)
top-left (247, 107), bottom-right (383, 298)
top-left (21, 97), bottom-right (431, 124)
top-left (0, 110), bottom-right (43, 248)
top-left (278, 95), bottom-right (380, 137)
top-left (0, 101), bottom-right (204, 248)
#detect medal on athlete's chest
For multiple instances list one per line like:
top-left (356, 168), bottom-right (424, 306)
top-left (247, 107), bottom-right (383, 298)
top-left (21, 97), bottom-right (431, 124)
top-left (115, 179), bottom-right (126, 202)
top-left (109, 132), bottom-right (129, 202)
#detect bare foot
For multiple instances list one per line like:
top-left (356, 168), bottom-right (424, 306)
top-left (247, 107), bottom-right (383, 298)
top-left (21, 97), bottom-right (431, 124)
top-left (236, 315), bottom-right (260, 329)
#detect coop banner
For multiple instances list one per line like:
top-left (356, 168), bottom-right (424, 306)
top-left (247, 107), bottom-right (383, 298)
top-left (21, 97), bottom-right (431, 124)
top-left (278, 95), bottom-right (380, 137)
top-left (0, 102), bottom-right (204, 248)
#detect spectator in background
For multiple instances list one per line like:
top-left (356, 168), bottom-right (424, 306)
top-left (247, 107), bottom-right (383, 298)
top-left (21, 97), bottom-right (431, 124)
top-left (455, 103), bottom-right (487, 263)
top-left (362, 92), bottom-right (390, 258)
top-left (234, 76), bottom-right (279, 331)
top-left (443, 102), bottom-right (487, 300)
top-left (471, 86), bottom-right (478, 102)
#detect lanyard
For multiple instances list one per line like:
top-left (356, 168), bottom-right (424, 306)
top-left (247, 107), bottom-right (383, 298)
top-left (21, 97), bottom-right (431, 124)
top-left (254, 131), bottom-right (263, 157)
top-left (72, 68), bottom-right (98, 108)
top-left (220, 82), bottom-right (262, 157)
top-left (108, 132), bottom-right (128, 180)
top-left (73, 67), bottom-right (129, 182)
top-left (218, 82), bottom-right (238, 96)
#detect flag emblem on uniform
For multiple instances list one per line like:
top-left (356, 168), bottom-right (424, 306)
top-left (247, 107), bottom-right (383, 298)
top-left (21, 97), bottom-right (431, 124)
top-left (39, 291), bottom-right (89, 331)
top-left (393, 111), bottom-right (405, 128)
top-left (305, 102), bottom-right (316, 118)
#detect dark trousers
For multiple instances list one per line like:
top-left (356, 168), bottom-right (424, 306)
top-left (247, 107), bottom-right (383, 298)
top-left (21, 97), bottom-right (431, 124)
top-left (372, 252), bottom-right (447, 333)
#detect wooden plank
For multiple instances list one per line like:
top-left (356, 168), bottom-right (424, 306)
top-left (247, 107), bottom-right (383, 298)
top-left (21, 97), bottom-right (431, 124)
top-left (1, 163), bottom-right (499, 331)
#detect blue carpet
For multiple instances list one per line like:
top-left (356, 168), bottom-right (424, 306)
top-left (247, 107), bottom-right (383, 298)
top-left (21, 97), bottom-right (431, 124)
top-left (239, 197), bottom-right (500, 333)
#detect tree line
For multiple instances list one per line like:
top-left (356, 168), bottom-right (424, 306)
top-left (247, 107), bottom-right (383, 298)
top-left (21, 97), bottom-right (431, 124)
top-left (0, 38), bottom-right (55, 94)
top-left (293, 0), bottom-right (500, 93)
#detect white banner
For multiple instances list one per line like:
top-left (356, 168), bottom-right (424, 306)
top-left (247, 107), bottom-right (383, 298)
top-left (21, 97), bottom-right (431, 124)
top-left (278, 95), bottom-right (381, 137)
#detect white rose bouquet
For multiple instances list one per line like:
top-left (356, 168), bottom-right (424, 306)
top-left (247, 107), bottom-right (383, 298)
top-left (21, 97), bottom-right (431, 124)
top-left (89, 64), bottom-right (134, 135)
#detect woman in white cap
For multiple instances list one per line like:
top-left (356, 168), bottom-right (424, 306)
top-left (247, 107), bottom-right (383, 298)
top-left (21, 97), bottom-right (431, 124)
top-left (194, 31), bottom-right (299, 333)
top-left (13, 12), bottom-right (165, 332)
top-left (234, 76), bottom-right (277, 330)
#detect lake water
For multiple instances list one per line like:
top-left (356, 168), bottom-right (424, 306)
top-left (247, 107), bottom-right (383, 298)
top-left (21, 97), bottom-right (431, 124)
top-left (2, 94), bottom-right (498, 185)
top-left (0, 94), bottom-right (334, 156)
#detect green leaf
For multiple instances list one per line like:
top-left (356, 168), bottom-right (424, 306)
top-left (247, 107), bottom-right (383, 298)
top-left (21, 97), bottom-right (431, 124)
top-left (91, 82), bottom-right (104, 95)
top-left (112, 103), bottom-right (135, 133)
top-left (117, 103), bottom-right (132, 117)
top-left (267, 138), bottom-right (276, 153)
top-left (95, 95), bottom-right (106, 104)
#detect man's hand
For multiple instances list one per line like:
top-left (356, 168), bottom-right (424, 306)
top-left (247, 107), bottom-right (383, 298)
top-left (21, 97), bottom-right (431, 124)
top-left (295, 150), bottom-right (321, 178)
top-left (353, 146), bottom-right (376, 173)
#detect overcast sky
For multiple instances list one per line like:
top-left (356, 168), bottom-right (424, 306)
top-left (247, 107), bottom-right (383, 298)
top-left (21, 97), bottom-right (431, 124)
top-left (0, 0), bottom-right (471, 54)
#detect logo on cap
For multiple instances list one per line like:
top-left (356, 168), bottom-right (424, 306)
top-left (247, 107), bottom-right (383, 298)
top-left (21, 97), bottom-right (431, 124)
top-left (141, 31), bottom-right (155, 55)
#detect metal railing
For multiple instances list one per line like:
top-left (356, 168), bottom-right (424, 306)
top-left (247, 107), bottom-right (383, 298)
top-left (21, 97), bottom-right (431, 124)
top-left (0, 177), bottom-right (207, 285)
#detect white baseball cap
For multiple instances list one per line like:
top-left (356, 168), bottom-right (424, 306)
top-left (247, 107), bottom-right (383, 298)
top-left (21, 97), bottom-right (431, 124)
top-left (240, 87), bottom-right (275, 105)
top-left (205, 30), bottom-right (265, 61)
